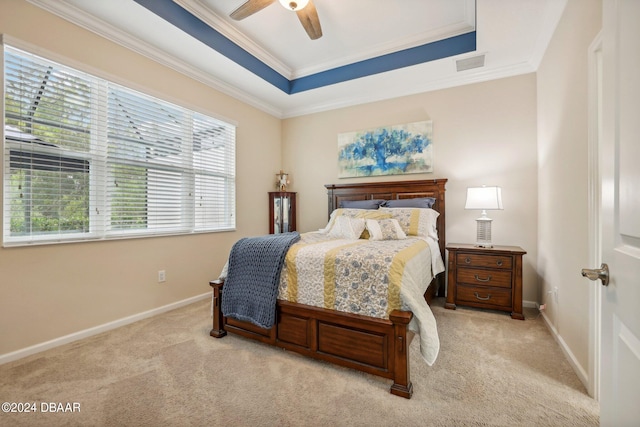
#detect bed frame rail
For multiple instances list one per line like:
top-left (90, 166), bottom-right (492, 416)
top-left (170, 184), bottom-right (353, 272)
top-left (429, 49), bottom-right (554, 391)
top-left (210, 279), bottom-right (414, 398)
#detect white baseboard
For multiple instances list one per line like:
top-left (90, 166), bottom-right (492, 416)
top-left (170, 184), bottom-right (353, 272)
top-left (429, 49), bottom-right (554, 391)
top-left (1, 296), bottom-right (550, 367)
top-left (0, 292), bottom-right (211, 366)
top-left (539, 309), bottom-right (590, 391)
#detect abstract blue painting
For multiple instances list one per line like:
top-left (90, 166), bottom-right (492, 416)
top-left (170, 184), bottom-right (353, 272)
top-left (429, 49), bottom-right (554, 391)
top-left (338, 121), bottom-right (433, 178)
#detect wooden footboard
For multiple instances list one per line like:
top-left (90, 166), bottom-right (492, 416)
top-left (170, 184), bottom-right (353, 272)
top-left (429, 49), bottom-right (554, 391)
top-left (210, 279), bottom-right (416, 398)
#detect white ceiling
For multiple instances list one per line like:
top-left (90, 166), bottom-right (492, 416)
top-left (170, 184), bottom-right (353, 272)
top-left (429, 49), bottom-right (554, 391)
top-left (28, 0), bottom-right (567, 118)
top-left (187, 0), bottom-right (477, 77)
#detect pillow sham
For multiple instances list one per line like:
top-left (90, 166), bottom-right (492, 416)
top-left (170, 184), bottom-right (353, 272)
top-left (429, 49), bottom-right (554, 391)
top-left (379, 207), bottom-right (439, 240)
top-left (318, 208), bottom-right (354, 233)
top-left (339, 199), bottom-right (386, 210)
top-left (320, 208), bottom-right (393, 238)
top-left (328, 216), bottom-right (366, 240)
top-left (365, 218), bottom-right (407, 241)
top-left (383, 197), bottom-right (436, 209)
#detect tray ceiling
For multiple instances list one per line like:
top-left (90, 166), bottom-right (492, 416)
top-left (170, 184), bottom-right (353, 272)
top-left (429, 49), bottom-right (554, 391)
top-left (27, 0), bottom-right (566, 117)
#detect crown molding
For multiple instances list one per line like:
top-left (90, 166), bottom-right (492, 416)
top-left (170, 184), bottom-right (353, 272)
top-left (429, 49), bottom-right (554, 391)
top-left (282, 60), bottom-right (536, 118)
top-left (175, 0), bottom-right (476, 81)
top-left (172, 0), bottom-right (293, 78)
top-left (294, 22), bottom-right (475, 79)
top-left (23, 0), bottom-right (543, 120)
top-left (26, 0), bottom-right (284, 117)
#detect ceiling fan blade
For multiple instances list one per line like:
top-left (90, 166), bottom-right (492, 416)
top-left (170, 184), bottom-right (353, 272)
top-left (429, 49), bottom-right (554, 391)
top-left (296, 0), bottom-right (323, 40)
top-left (230, 0), bottom-right (275, 20)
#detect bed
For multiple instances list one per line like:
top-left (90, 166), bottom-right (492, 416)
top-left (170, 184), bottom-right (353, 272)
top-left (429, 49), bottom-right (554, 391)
top-left (210, 179), bottom-right (447, 398)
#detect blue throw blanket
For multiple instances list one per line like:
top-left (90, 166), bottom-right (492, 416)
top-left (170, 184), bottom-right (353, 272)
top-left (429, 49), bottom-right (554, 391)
top-left (221, 232), bottom-right (300, 329)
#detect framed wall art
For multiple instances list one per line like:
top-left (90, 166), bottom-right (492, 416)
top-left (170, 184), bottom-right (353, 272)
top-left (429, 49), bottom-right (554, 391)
top-left (337, 120), bottom-right (433, 178)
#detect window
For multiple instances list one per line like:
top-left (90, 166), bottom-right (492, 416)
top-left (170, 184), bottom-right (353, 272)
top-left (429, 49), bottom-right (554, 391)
top-left (3, 45), bottom-right (235, 246)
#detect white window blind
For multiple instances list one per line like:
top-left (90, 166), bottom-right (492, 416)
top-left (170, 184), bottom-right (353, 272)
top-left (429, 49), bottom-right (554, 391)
top-left (3, 45), bottom-right (235, 246)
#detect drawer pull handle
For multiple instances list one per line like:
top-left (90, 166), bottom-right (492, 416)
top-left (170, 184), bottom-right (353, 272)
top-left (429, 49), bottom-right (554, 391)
top-left (496, 260), bottom-right (503, 267)
top-left (465, 257), bottom-right (471, 264)
top-left (474, 292), bottom-right (491, 301)
top-left (474, 274), bottom-right (492, 282)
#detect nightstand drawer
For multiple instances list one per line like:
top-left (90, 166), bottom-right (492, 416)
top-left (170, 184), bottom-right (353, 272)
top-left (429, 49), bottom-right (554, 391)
top-left (457, 253), bottom-right (512, 270)
top-left (457, 268), bottom-right (512, 288)
top-left (456, 284), bottom-right (512, 308)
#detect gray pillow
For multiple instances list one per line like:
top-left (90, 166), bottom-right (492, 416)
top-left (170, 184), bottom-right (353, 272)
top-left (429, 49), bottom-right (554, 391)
top-left (383, 197), bottom-right (436, 209)
top-left (339, 199), bottom-right (386, 209)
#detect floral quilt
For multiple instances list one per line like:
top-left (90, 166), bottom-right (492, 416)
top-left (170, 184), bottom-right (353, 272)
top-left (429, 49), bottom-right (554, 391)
top-left (277, 232), bottom-right (444, 365)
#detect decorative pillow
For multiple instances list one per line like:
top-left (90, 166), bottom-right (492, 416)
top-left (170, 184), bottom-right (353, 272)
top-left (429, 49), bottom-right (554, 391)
top-left (365, 218), bottom-right (407, 241)
top-left (318, 208), bottom-right (359, 233)
top-left (320, 208), bottom-right (393, 238)
top-left (379, 207), bottom-right (439, 240)
top-left (318, 209), bottom-right (340, 233)
top-left (383, 197), bottom-right (436, 209)
top-left (328, 216), bottom-right (366, 240)
top-left (339, 199), bottom-right (386, 210)
top-left (350, 210), bottom-right (393, 239)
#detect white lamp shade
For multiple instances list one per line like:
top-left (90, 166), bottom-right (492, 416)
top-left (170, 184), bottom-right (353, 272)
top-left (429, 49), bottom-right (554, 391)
top-left (465, 186), bottom-right (503, 210)
top-left (278, 0), bottom-right (309, 11)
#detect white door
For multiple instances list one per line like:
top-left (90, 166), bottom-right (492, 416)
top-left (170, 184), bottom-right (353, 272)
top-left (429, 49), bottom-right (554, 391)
top-left (592, 0), bottom-right (640, 425)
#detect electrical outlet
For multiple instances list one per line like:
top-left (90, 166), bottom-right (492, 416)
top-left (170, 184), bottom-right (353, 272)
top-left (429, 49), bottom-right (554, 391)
top-left (553, 286), bottom-right (558, 302)
top-left (539, 304), bottom-right (546, 311)
top-left (158, 270), bottom-right (166, 283)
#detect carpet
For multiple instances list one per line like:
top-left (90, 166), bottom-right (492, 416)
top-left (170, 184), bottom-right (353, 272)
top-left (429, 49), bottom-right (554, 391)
top-left (0, 298), bottom-right (599, 426)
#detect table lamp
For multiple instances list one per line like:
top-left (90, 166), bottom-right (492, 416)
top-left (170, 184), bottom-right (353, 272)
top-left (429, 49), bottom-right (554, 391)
top-left (465, 186), bottom-right (503, 247)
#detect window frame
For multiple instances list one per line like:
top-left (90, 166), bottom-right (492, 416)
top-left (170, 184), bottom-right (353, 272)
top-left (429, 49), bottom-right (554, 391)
top-left (2, 39), bottom-right (236, 247)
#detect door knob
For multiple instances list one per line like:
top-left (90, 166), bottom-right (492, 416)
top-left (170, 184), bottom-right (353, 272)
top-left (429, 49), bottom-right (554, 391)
top-left (581, 263), bottom-right (609, 286)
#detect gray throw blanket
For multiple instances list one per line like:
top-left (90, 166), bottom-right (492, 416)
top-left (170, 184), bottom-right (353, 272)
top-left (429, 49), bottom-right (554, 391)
top-left (221, 232), bottom-right (300, 329)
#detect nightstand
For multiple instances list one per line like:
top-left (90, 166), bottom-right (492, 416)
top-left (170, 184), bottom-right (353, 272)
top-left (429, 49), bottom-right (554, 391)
top-left (445, 244), bottom-right (526, 320)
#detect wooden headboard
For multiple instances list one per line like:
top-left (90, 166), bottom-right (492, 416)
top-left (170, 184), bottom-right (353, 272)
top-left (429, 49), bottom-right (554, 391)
top-left (325, 179), bottom-right (448, 263)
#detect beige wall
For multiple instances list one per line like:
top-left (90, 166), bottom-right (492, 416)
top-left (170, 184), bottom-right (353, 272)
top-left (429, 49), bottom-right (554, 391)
top-left (0, 1), bottom-right (281, 355)
top-left (536, 0), bottom-right (601, 377)
top-left (282, 74), bottom-right (539, 304)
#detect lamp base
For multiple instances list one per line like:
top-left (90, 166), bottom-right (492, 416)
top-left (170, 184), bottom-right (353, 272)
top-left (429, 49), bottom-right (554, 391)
top-left (474, 242), bottom-right (494, 248)
top-left (475, 217), bottom-right (493, 248)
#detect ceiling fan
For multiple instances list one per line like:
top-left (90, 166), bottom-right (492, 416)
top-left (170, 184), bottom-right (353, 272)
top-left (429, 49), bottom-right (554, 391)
top-left (230, 0), bottom-right (323, 40)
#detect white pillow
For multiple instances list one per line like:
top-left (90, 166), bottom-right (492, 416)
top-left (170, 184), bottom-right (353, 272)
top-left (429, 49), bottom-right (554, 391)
top-left (319, 208), bottom-right (363, 233)
top-left (320, 208), bottom-right (392, 236)
top-left (328, 216), bottom-right (366, 240)
top-left (365, 218), bottom-right (407, 241)
top-left (318, 209), bottom-right (341, 233)
top-left (218, 261), bottom-right (229, 280)
top-left (379, 207), bottom-right (439, 240)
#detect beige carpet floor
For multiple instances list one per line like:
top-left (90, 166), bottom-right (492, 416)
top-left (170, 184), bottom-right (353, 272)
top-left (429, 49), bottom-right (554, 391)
top-left (0, 297), bottom-right (599, 426)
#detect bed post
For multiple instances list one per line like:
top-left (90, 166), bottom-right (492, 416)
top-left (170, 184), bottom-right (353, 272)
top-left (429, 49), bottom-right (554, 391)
top-left (388, 310), bottom-right (414, 398)
top-left (209, 280), bottom-right (227, 338)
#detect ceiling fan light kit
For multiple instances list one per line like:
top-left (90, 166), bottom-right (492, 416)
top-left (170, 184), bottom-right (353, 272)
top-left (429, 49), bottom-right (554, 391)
top-left (278, 0), bottom-right (309, 11)
top-left (232, 0), bottom-right (323, 40)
